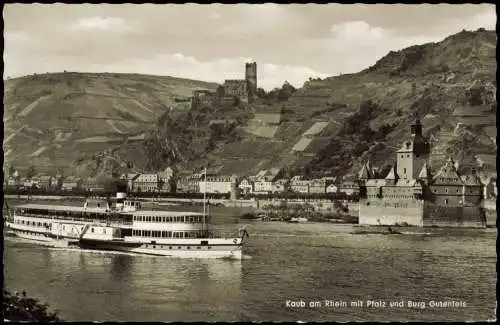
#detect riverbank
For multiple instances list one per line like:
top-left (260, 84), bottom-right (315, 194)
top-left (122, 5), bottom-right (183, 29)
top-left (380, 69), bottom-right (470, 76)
top-left (240, 211), bottom-right (358, 224)
top-left (3, 195), bottom-right (359, 214)
top-left (3, 289), bottom-right (61, 322)
top-left (4, 195), bottom-right (495, 227)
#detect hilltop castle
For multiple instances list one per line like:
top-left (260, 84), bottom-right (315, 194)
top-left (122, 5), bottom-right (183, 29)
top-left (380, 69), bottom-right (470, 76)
top-left (358, 119), bottom-right (486, 228)
top-left (192, 62), bottom-right (258, 108)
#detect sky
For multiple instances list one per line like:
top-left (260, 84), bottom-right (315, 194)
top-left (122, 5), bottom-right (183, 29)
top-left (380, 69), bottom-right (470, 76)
top-left (3, 4), bottom-right (496, 90)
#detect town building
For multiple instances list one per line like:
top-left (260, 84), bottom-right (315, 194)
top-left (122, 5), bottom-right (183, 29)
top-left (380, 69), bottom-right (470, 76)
top-left (238, 178), bottom-right (254, 195)
top-left (131, 174), bottom-right (160, 192)
top-left (82, 177), bottom-right (105, 192)
top-left (251, 168), bottom-right (283, 194)
top-left (22, 178), bottom-right (38, 189)
top-left (5, 176), bottom-right (20, 188)
top-left (290, 179), bottom-right (310, 194)
top-left (254, 180), bottom-right (273, 194)
top-left (177, 174), bottom-right (203, 193)
top-left (358, 119), bottom-right (486, 228)
top-left (37, 175), bottom-right (54, 190)
top-left (199, 175), bottom-right (235, 194)
top-left (309, 178), bottom-right (335, 194)
top-left (120, 173), bottom-right (140, 192)
top-left (158, 167), bottom-right (175, 192)
top-left (272, 179), bottom-right (290, 193)
top-left (337, 181), bottom-right (360, 196)
top-left (61, 176), bottom-right (82, 191)
top-left (326, 183), bottom-right (338, 193)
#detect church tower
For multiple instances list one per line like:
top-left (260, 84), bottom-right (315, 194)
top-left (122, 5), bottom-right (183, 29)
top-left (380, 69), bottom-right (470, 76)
top-left (396, 119), bottom-right (430, 182)
top-left (245, 62), bottom-right (257, 99)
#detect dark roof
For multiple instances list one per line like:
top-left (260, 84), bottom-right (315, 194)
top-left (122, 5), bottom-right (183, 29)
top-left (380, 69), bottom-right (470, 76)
top-left (461, 172), bottom-right (483, 186)
top-left (432, 158), bottom-right (463, 185)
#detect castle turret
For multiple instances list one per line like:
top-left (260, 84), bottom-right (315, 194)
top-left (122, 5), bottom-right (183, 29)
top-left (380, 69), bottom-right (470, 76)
top-left (418, 162), bottom-right (430, 185)
top-left (384, 166), bottom-right (398, 185)
top-left (245, 62), bottom-right (257, 101)
top-left (366, 159), bottom-right (376, 178)
top-left (461, 169), bottom-right (483, 206)
top-left (396, 119), bottom-right (430, 182)
top-left (358, 162), bottom-right (372, 184)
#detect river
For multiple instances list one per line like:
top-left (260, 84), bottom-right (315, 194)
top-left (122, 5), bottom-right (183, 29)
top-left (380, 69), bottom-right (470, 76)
top-left (3, 199), bottom-right (497, 322)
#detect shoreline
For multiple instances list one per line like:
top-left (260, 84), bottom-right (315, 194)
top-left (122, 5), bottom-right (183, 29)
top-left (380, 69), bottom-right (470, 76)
top-left (4, 195), bottom-right (495, 227)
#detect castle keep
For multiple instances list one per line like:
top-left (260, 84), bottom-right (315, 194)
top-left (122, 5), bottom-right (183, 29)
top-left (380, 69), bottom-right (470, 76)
top-left (191, 62), bottom-right (258, 108)
top-left (358, 119), bottom-right (486, 228)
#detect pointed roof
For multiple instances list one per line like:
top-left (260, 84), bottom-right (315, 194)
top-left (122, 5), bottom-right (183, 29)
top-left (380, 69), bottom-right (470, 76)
top-left (461, 171), bottom-right (483, 186)
top-left (432, 157), bottom-right (464, 185)
top-left (366, 159), bottom-right (373, 173)
top-left (418, 162), bottom-right (429, 179)
top-left (358, 163), bottom-right (371, 179)
top-left (384, 166), bottom-right (397, 180)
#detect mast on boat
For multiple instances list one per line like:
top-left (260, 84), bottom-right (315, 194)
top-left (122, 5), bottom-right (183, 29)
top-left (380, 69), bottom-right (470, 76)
top-left (203, 166), bottom-right (207, 236)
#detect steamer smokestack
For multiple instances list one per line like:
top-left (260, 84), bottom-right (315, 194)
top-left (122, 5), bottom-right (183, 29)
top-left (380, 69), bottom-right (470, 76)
top-left (116, 183), bottom-right (127, 210)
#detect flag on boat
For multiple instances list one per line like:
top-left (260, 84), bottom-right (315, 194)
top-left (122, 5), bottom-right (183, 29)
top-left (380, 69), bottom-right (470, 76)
top-left (239, 226), bottom-right (249, 238)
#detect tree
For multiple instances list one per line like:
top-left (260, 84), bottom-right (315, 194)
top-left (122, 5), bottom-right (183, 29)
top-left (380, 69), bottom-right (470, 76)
top-left (3, 289), bottom-right (61, 322)
top-left (278, 81), bottom-right (297, 101)
top-left (157, 178), bottom-right (165, 192)
top-left (256, 88), bottom-right (267, 98)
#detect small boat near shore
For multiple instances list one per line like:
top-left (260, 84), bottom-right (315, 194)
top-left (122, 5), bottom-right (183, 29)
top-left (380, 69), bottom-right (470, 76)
top-left (350, 227), bottom-right (402, 235)
top-left (286, 217), bottom-right (308, 223)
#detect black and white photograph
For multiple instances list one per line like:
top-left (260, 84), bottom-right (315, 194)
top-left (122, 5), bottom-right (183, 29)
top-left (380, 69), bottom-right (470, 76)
top-left (2, 3), bottom-right (497, 322)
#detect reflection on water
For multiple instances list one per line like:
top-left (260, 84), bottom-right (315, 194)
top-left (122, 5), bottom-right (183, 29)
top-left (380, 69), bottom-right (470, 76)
top-left (4, 218), bottom-right (497, 322)
top-left (4, 240), bottom-right (243, 321)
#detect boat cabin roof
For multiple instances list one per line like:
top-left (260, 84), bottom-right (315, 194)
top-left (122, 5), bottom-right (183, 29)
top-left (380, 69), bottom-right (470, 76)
top-left (122, 210), bottom-right (204, 216)
top-left (15, 204), bottom-right (110, 214)
top-left (15, 203), bottom-right (204, 216)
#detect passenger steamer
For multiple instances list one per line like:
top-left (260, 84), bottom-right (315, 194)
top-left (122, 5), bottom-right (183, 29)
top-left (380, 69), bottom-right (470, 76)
top-left (5, 192), bottom-right (248, 260)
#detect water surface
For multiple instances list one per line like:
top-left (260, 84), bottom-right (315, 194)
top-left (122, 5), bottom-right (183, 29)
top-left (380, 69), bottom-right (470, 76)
top-left (3, 201), bottom-right (497, 322)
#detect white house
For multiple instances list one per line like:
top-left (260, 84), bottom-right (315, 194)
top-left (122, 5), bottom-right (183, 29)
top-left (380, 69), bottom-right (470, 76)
top-left (254, 180), bottom-right (273, 193)
top-left (290, 180), bottom-right (310, 193)
top-left (132, 174), bottom-right (160, 192)
top-left (326, 184), bottom-right (338, 193)
top-left (199, 176), bottom-right (233, 194)
top-left (238, 178), bottom-right (254, 194)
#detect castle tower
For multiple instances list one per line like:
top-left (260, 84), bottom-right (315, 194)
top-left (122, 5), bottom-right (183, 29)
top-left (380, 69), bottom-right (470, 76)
top-left (410, 118), bottom-right (423, 136)
top-left (245, 62), bottom-right (257, 99)
top-left (384, 166), bottom-right (398, 185)
top-left (358, 162), bottom-right (372, 185)
top-left (396, 119), bottom-right (430, 182)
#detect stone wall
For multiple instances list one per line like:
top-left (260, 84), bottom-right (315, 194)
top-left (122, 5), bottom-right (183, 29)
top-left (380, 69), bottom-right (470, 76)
top-left (423, 203), bottom-right (486, 228)
top-left (428, 184), bottom-right (464, 205)
top-left (359, 198), bottom-right (424, 226)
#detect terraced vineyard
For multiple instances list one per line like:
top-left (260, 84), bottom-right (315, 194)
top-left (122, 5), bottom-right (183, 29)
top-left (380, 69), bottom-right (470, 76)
top-left (5, 29), bottom-right (496, 182)
top-left (4, 72), bottom-right (217, 174)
